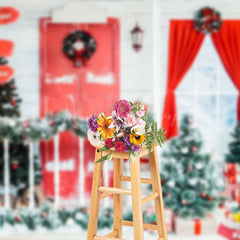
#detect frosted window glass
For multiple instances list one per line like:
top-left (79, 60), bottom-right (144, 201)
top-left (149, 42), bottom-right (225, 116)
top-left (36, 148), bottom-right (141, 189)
top-left (176, 35), bottom-right (237, 155)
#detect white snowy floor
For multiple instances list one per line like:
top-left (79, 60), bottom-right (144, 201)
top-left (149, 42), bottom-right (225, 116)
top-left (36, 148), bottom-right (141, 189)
top-left (0, 228), bottom-right (226, 240)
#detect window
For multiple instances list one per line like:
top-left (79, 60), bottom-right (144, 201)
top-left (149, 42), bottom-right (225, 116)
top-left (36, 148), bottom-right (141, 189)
top-left (176, 36), bottom-right (238, 155)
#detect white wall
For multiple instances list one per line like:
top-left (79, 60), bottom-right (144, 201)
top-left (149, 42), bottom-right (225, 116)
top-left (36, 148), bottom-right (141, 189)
top-left (0, 0), bottom-right (153, 119)
top-left (1, 0), bottom-right (239, 120)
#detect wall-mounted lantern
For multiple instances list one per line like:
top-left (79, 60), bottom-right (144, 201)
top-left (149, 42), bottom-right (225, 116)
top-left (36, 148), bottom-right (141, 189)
top-left (131, 22), bottom-right (144, 52)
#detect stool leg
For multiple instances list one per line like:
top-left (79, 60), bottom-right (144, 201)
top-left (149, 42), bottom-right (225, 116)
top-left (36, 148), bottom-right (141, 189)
top-left (149, 147), bottom-right (168, 240)
top-left (87, 150), bottom-right (104, 240)
top-left (130, 157), bottom-right (144, 240)
top-left (113, 158), bottom-right (123, 238)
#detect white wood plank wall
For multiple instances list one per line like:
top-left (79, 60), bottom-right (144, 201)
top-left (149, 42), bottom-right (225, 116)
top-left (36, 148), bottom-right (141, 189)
top-left (0, 0), bottom-right (154, 119)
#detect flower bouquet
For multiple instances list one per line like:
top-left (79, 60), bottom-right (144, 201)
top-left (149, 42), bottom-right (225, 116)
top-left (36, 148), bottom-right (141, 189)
top-left (87, 100), bottom-right (166, 163)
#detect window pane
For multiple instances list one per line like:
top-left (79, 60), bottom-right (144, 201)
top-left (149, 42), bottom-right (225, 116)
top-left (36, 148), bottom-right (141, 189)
top-left (195, 95), bottom-right (217, 151)
top-left (177, 67), bottom-right (194, 93)
top-left (176, 94), bottom-right (194, 120)
top-left (219, 95), bottom-right (238, 127)
top-left (198, 36), bottom-right (217, 60)
top-left (195, 65), bottom-right (217, 91)
top-left (195, 37), bottom-right (217, 92)
top-left (219, 63), bottom-right (238, 93)
top-left (196, 95), bottom-right (217, 125)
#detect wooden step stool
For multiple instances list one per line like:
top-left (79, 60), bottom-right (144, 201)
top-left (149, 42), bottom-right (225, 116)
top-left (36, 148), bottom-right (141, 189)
top-left (87, 145), bottom-right (168, 240)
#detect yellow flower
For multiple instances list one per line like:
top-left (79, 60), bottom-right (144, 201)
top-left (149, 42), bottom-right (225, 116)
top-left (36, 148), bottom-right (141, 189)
top-left (129, 133), bottom-right (146, 145)
top-left (97, 115), bottom-right (115, 139)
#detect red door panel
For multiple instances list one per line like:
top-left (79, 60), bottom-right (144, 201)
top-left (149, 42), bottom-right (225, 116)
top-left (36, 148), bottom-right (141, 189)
top-left (41, 95), bottom-right (79, 198)
top-left (40, 17), bottom-right (120, 200)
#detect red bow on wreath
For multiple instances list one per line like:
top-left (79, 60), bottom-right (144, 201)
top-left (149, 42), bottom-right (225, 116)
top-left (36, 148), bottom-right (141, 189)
top-left (72, 40), bottom-right (87, 67)
top-left (194, 7), bottom-right (222, 34)
top-left (63, 31), bottom-right (97, 68)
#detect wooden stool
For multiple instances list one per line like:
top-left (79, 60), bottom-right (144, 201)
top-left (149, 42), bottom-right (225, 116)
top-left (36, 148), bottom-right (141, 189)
top-left (87, 146), bottom-right (168, 240)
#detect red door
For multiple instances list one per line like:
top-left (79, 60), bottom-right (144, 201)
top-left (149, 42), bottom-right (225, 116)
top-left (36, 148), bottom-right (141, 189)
top-left (40, 17), bottom-right (120, 200)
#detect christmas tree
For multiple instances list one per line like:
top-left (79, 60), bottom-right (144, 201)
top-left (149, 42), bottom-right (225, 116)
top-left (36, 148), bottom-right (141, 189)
top-left (0, 57), bottom-right (42, 200)
top-left (0, 80), bottom-right (21, 116)
top-left (225, 121), bottom-right (240, 164)
top-left (160, 114), bottom-right (223, 219)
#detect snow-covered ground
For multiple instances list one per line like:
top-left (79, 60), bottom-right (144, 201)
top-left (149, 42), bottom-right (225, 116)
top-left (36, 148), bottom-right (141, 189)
top-left (0, 228), bottom-right (226, 240)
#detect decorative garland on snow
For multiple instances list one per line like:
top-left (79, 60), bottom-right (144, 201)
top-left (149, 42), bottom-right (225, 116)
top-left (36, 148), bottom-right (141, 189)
top-left (1, 205), bottom-right (156, 231)
top-left (0, 204), bottom-right (113, 231)
top-left (0, 111), bottom-right (88, 142)
top-left (0, 204), bottom-right (114, 230)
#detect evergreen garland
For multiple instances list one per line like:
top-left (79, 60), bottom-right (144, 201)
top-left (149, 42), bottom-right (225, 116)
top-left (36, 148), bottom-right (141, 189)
top-left (1, 204), bottom-right (113, 231)
top-left (0, 111), bottom-right (88, 142)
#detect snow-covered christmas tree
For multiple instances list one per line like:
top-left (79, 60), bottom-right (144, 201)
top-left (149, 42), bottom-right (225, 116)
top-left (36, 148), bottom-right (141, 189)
top-left (225, 121), bottom-right (240, 164)
top-left (0, 57), bottom-right (42, 204)
top-left (160, 114), bottom-right (224, 219)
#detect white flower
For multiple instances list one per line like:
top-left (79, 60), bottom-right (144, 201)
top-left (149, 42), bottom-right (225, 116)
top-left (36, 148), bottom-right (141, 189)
top-left (112, 110), bottom-right (117, 117)
top-left (87, 130), bottom-right (103, 146)
top-left (131, 125), bottom-right (145, 135)
top-left (99, 112), bottom-right (105, 118)
top-left (108, 121), bottom-right (115, 129)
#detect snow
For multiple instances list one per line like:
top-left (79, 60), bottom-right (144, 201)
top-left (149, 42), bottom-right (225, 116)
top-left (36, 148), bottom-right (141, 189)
top-left (0, 219), bottom-right (227, 240)
top-left (0, 228), bottom-right (226, 240)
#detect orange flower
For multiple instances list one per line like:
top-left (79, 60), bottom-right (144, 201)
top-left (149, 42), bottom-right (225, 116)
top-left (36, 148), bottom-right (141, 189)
top-left (97, 115), bottom-right (115, 139)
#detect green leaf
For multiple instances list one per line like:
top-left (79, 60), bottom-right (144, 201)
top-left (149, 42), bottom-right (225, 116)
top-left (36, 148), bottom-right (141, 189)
top-left (98, 145), bottom-right (110, 152)
top-left (95, 152), bottom-right (113, 164)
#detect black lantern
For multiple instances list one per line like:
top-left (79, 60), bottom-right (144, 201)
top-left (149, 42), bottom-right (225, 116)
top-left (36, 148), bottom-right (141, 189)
top-left (131, 23), bottom-right (144, 52)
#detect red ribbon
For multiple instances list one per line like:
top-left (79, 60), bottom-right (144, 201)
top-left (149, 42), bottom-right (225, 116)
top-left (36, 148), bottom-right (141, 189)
top-left (194, 219), bottom-right (201, 235)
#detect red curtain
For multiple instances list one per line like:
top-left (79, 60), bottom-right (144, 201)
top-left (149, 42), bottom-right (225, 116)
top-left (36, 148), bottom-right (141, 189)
top-left (211, 21), bottom-right (240, 120)
top-left (162, 20), bottom-right (205, 139)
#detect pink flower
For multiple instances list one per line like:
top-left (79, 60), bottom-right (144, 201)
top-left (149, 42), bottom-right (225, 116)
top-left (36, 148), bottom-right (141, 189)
top-left (137, 118), bottom-right (146, 127)
top-left (113, 100), bottom-right (131, 119)
top-left (136, 110), bottom-right (145, 117)
top-left (125, 113), bottom-right (137, 127)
